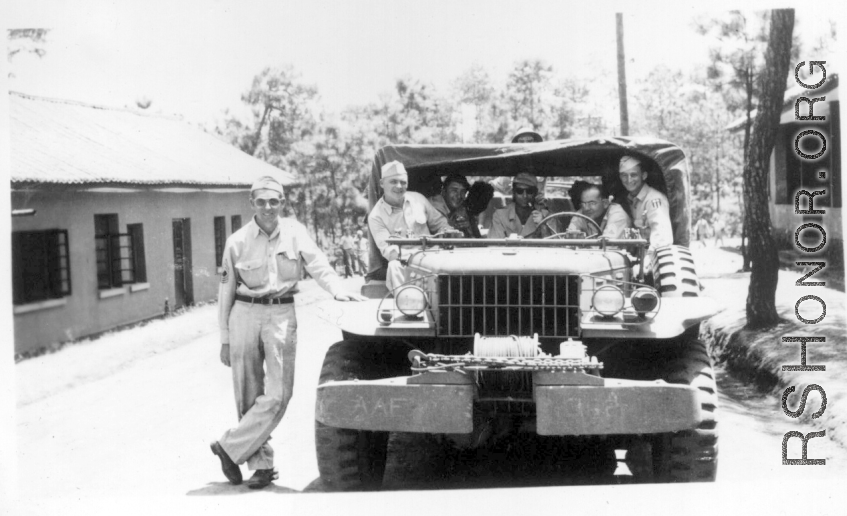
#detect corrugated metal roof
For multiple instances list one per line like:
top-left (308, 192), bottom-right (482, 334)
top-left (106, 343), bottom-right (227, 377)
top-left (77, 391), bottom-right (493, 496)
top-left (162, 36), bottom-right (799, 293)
top-left (9, 91), bottom-right (295, 187)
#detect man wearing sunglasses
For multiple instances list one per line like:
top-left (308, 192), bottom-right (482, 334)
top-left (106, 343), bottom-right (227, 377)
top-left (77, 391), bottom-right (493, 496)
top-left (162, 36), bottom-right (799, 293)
top-left (211, 176), bottom-right (365, 489)
top-left (566, 181), bottom-right (631, 238)
top-left (487, 172), bottom-right (555, 239)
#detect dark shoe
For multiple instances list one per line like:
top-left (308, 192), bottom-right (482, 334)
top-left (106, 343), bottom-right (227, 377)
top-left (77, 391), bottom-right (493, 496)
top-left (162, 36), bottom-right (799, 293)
top-left (245, 468), bottom-right (278, 489)
top-left (210, 441), bottom-right (242, 485)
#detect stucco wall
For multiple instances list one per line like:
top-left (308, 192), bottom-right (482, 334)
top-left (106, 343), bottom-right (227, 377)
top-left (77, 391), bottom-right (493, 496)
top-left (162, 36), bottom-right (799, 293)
top-left (12, 187), bottom-right (255, 353)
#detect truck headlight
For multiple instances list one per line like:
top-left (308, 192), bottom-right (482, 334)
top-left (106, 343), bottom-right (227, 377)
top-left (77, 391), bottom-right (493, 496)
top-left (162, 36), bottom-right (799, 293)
top-left (395, 286), bottom-right (428, 316)
top-left (631, 287), bottom-right (659, 315)
top-left (592, 285), bottom-right (625, 316)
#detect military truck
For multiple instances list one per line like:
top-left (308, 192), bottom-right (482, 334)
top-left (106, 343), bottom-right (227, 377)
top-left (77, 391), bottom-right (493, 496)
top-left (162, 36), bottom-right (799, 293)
top-left (314, 137), bottom-right (720, 489)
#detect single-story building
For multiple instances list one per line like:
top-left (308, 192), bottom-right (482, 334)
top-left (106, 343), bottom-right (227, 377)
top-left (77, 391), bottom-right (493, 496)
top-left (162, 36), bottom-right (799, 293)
top-left (770, 73), bottom-right (840, 253)
top-left (728, 71), bottom-right (841, 266)
top-left (10, 91), bottom-right (295, 355)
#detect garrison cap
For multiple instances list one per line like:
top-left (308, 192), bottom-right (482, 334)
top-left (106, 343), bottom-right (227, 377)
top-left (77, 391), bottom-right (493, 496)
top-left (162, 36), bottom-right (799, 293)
top-left (251, 176), bottom-right (284, 195)
top-left (381, 160), bottom-right (408, 180)
top-left (619, 156), bottom-right (642, 173)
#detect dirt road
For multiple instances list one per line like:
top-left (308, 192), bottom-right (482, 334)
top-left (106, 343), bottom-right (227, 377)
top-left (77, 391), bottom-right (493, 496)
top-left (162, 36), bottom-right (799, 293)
top-left (13, 256), bottom-right (847, 514)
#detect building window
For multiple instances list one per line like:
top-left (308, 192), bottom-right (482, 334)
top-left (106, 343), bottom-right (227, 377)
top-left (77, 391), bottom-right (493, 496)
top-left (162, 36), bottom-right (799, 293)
top-left (95, 214), bottom-right (144, 289)
top-left (214, 216), bottom-right (226, 267)
top-left (777, 104), bottom-right (841, 208)
top-left (231, 215), bottom-right (242, 232)
top-left (127, 224), bottom-right (148, 283)
top-left (12, 229), bottom-right (71, 305)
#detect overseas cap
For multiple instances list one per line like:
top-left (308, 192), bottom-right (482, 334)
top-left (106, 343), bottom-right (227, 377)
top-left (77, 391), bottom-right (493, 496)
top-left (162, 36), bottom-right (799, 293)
top-left (511, 127), bottom-right (543, 143)
top-left (251, 176), bottom-right (284, 195)
top-left (619, 156), bottom-right (642, 173)
top-left (381, 160), bottom-right (408, 180)
top-left (512, 172), bottom-right (538, 189)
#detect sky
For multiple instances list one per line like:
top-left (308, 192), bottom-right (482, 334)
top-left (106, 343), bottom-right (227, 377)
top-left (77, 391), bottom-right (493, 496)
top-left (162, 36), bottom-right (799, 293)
top-left (4, 0), bottom-right (842, 128)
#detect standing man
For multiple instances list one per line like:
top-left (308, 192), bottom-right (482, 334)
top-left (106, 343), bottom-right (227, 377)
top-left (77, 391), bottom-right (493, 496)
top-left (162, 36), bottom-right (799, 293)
top-left (339, 229), bottom-right (355, 277)
top-left (618, 155), bottom-right (673, 256)
top-left (693, 216), bottom-right (711, 248)
top-left (566, 181), bottom-right (631, 238)
top-left (487, 173), bottom-right (554, 239)
top-left (368, 160), bottom-right (452, 292)
top-left (354, 229), bottom-right (368, 276)
top-left (211, 176), bottom-right (364, 489)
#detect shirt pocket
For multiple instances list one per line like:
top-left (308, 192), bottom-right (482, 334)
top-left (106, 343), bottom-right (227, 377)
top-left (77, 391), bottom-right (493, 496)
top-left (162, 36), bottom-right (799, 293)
top-left (235, 258), bottom-right (267, 288)
top-left (276, 252), bottom-right (300, 282)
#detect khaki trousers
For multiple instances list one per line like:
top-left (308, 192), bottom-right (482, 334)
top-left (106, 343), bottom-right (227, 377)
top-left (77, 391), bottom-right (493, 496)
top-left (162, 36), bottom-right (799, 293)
top-left (219, 302), bottom-right (297, 470)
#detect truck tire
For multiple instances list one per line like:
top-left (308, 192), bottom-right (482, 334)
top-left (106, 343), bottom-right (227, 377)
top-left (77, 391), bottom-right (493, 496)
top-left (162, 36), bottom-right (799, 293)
top-left (314, 340), bottom-right (410, 491)
top-left (651, 332), bottom-right (718, 482)
top-left (652, 245), bottom-right (699, 297)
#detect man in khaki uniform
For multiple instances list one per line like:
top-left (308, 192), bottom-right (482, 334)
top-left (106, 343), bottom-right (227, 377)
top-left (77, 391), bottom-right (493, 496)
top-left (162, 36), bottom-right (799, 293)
top-left (210, 176), bottom-right (364, 489)
top-left (487, 173), bottom-right (555, 239)
top-left (618, 155), bottom-right (673, 256)
top-left (566, 182), bottom-right (631, 238)
top-left (368, 161), bottom-right (452, 292)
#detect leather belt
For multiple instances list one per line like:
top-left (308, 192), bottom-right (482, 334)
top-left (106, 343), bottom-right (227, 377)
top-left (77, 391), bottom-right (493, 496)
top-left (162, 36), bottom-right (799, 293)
top-left (235, 294), bottom-right (294, 305)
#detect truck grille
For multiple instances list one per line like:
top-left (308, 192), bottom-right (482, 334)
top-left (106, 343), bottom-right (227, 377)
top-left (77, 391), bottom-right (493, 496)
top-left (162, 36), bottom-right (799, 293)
top-left (437, 275), bottom-right (580, 338)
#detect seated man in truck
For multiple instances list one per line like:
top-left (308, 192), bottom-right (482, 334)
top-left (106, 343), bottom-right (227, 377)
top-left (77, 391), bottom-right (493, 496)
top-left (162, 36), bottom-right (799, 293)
top-left (566, 181), bottom-right (631, 238)
top-left (487, 173), bottom-right (556, 238)
top-left (368, 160), bottom-right (453, 292)
top-left (618, 155), bottom-right (673, 253)
top-left (428, 173), bottom-right (482, 238)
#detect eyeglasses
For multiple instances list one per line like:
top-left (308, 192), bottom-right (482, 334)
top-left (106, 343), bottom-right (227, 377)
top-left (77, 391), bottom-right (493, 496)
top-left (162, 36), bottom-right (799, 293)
top-left (582, 200), bottom-right (602, 208)
top-left (514, 187), bottom-right (537, 195)
top-left (253, 198), bottom-right (282, 208)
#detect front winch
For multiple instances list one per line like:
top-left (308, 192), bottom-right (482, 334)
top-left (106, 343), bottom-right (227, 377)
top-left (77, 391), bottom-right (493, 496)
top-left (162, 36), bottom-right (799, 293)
top-left (408, 336), bottom-right (603, 375)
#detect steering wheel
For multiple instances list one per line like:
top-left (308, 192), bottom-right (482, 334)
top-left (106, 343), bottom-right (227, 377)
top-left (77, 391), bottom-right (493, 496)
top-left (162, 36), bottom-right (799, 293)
top-left (529, 211), bottom-right (603, 240)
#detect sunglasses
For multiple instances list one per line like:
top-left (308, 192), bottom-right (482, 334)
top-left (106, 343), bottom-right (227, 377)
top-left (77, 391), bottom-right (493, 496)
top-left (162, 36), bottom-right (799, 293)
top-left (253, 198), bottom-right (282, 208)
top-left (514, 187), bottom-right (537, 195)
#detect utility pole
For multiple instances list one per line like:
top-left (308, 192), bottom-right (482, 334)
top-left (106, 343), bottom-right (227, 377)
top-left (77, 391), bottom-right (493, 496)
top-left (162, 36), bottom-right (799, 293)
top-left (616, 13), bottom-right (630, 136)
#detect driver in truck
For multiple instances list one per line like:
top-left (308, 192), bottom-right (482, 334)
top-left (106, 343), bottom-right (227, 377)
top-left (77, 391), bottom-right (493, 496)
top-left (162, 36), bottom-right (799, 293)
top-left (566, 181), bottom-right (631, 238)
top-left (368, 160), bottom-right (453, 292)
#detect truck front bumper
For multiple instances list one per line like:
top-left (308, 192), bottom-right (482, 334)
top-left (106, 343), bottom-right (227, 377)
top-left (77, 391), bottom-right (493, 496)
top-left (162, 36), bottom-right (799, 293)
top-left (315, 372), bottom-right (703, 435)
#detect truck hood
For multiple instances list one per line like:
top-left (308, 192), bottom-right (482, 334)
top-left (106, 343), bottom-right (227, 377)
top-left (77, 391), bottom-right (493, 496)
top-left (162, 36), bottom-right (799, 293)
top-left (405, 247), bottom-right (629, 275)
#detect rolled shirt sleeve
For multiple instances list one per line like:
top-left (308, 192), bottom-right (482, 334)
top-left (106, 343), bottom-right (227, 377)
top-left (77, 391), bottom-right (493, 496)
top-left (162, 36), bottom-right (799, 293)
top-left (217, 240), bottom-right (238, 345)
top-left (646, 197), bottom-right (673, 249)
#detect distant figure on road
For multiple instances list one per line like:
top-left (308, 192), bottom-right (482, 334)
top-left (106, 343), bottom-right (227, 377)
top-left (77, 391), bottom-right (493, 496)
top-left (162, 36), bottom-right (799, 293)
top-left (694, 217), bottom-right (711, 248)
top-left (355, 229), bottom-right (368, 276)
top-left (211, 176), bottom-right (365, 489)
top-left (339, 229), bottom-right (356, 277)
top-left (712, 215), bottom-right (726, 247)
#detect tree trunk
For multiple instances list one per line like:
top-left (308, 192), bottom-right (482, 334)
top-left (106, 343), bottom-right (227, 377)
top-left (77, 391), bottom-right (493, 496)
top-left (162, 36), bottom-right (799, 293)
top-left (744, 8), bottom-right (794, 329)
top-left (739, 68), bottom-right (755, 272)
top-left (250, 105), bottom-right (272, 156)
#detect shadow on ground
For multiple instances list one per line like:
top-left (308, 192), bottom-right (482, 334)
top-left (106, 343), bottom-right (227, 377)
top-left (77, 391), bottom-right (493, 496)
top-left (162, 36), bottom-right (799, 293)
top-left (187, 481), bottom-right (301, 495)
